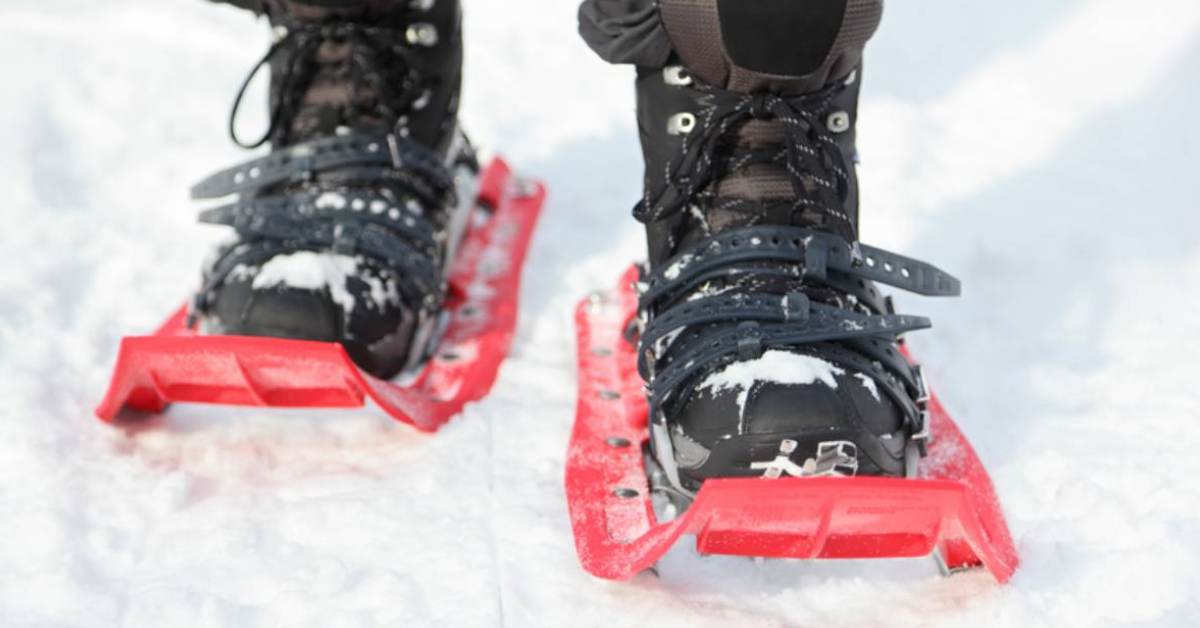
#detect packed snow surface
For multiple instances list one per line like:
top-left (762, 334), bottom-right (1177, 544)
top-left (2, 0), bottom-right (1200, 626)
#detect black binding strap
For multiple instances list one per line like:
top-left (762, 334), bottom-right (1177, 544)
top-left (644, 312), bottom-right (931, 403)
top-left (640, 225), bottom-right (960, 310)
top-left (639, 291), bottom-right (930, 375)
top-left (190, 131), bottom-right (458, 322)
top-left (194, 216), bottom-right (440, 313)
top-left (190, 132), bottom-right (453, 202)
top-left (637, 224), bottom-right (960, 441)
top-left (198, 189), bottom-right (440, 258)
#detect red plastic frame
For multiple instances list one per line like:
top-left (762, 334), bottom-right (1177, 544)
top-left (96, 158), bottom-right (545, 432)
top-left (565, 267), bottom-right (1019, 582)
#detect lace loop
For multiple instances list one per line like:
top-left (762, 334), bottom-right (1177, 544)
top-left (227, 20), bottom-right (422, 149)
top-left (229, 30), bottom-right (307, 149)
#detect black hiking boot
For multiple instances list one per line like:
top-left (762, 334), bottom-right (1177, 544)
top-left (191, 0), bottom-right (475, 379)
top-left (626, 0), bottom-right (960, 494)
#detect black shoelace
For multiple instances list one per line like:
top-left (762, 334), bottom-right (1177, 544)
top-left (636, 83), bottom-right (856, 243)
top-left (228, 18), bottom-right (425, 149)
top-left (192, 15), bottom-right (458, 326)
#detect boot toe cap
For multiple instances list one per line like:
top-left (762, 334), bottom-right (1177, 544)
top-left (671, 357), bottom-right (909, 483)
top-left (201, 257), bottom-right (416, 378)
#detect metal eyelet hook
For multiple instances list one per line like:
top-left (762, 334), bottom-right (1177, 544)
top-left (406, 23), bottom-right (439, 47)
top-left (667, 112), bottom-right (697, 136)
top-left (409, 0), bottom-right (436, 10)
top-left (826, 110), bottom-right (851, 134)
top-left (663, 65), bottom-right (693, 87)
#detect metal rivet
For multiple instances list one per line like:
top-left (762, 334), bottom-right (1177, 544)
top-left (591, 347), bottom-right (613, 358)
top-left (440, 350), bottom-right (461, 362)
top-left (667, 112), bottom-right (696, 136)
top-left (599, 390), bottom-right (621, 401)
top-left (663, 65), bottom-right (693, 87)
top-left (587, 291), bottom-right (607, 312)
top-left (606, 437), bottom-right (632, 448)
top-left (613, 488), bottom-right (640, 499)
top-left (412, 89), bottom-right (432, 111)
top-left (513, 177), bottom-right (539, 199)
top-left (409, 0), bottom-right (435, 10)
top-left (826, 110), bottom-right (851, 134)
top-left (406, 23), bottom-right (439, 47)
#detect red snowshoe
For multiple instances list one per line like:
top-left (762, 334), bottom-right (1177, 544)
top-left (565, 267), bottom-right (1019, 582)
top-left (96, 159), bottom-right (544, 432)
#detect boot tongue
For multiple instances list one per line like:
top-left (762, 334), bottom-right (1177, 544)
top-left (276, 0), bottom-right (378, 19)
top-left (712, 119), bottom-right (794, 203)
top-left (658, 0), bottom-right (880, 94)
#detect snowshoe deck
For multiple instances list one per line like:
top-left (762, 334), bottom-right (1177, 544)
top-left (565, 268), bottom-right (1019, 582)
top-left (96, 158), bottom-right (544, 432)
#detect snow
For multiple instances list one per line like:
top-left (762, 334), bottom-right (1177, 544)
top-left (854, 373), bottom-right (881, 402)
top-left (696, 351), bottom-right (845, 429)
top-left (685, 281), bottom-right (730, 302)
top-left (251, 251), bottom-right (360, 314)
top-left (662, 253), bottom-right (694, 280)
top-left (313, 191), bottom-right (348, 210)
top-left (243, 251), bottom-right (399, 316)
top-left (2, 0), bottom-right (1200, 626)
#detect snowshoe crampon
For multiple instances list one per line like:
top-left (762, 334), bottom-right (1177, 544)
top-left (96, 159), bottom-right (544, 432)
top-left (565, 267), bottom-right (1019, 582)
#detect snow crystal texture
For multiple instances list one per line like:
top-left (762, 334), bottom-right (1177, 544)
top-left (2, 0), bottom-right (1200, 626)
top-left (697, 350), bottom-right (845, 428)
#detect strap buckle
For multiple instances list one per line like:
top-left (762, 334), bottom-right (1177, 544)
top-left (332, 222), bottom-right (363, 255)
top-left (386, 134), bottom-right (405, 170)
top-left (735, 321), bottom-right (764, 360)
top-left (903, 365), bottom-right (933, 478)
top-left (911, 364), bottom-right (932, 450)
top-left (752, 440), bottom-right (860, 479)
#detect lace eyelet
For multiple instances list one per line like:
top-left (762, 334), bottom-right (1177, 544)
top-left (406, 23), bottom-right (439, 47)
top-left (827, 110), bottom-right (851, 134)
top-left (667, 112), bottom-right (696, 136)
top-left (663, 65), bottom-right (693, 87)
